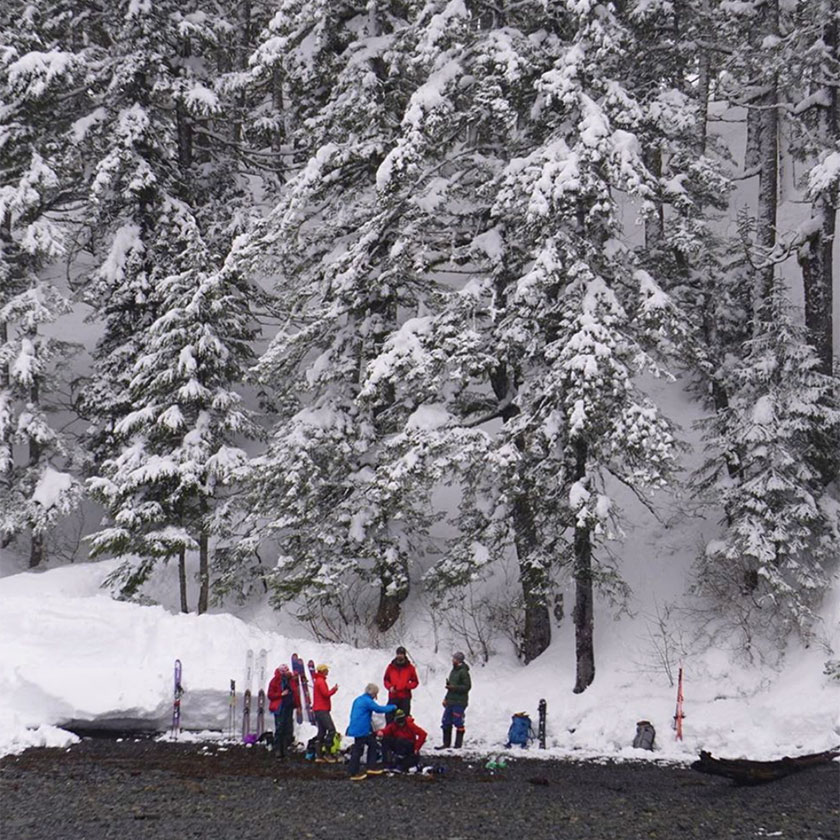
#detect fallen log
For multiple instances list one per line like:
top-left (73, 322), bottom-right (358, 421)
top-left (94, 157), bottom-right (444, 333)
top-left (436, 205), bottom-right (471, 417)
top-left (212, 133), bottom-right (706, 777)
top-left (691, 747), bottom-right (840, 786)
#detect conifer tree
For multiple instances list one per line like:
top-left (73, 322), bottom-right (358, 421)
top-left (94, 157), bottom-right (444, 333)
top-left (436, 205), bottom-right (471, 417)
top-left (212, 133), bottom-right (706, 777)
top-left (239, 1), bottom-right (448, 631)
top-left (0, 2), bottom-right (85, 565)
top-left (80, 1), bottom-right (259, 609)
top-left (696, 284), bottom-right (840, 644)
top-left (87, 217), bottom-right (259, 613)
top-left (361, 1), bottom-right (688, 675)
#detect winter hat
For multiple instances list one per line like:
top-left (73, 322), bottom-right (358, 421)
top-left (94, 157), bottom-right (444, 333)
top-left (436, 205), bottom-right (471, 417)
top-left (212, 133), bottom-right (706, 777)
top-left (452, 651), bottom-right (466, 663)
top-left (394, 709), bottom-right (407, 722)
top-left (316, 664), bottom-right (329, 673)
top-left (395, 646), bottom-right (407, 656)
top-left (278, 664), bottom-right (290, 674)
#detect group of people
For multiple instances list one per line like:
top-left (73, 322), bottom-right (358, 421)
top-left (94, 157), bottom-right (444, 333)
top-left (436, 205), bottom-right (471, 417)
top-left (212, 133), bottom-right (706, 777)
top-left (266, 647), bottom-right (472, 781)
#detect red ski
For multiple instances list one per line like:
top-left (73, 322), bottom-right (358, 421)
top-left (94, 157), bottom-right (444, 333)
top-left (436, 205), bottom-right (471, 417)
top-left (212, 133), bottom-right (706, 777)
top-left (673, 665), bottom-right (685, 741)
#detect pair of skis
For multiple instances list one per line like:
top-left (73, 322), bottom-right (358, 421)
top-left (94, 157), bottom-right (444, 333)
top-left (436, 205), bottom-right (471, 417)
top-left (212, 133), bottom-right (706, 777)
top-left (238, 649), bottom-right (317, 740)
top-left (292, 653), bottom-right (316, 725)
top-left (242, 648), bottom-right (268, 743)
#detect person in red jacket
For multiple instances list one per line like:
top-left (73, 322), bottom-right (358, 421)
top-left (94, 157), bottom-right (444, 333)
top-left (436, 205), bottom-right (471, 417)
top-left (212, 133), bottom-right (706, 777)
top-left (383, 646), bottom-right (419, 723)
top-left (380, 709), bottom-right (427, 772)
top-left (312, 663), bottom-right (339, 762)
top-left (267, 664), bottom-right (297, 759)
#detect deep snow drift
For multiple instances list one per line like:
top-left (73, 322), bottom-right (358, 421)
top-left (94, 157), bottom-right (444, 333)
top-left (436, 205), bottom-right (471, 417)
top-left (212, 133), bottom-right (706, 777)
top-left (1, 557), bottom-right (838, 763)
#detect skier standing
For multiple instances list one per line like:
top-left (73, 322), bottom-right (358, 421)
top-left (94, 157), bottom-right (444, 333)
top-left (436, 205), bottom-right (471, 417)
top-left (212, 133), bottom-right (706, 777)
top-left (312, 663), bottom-right (339, 762)
top-left (437, 651), bottom-right (471, 750)
top-left (383, 645), bottom-right (419, 723)
top-left (346, 683), bottom-right (396, 781)
top-left (267, 664), bottom-right (296, 759)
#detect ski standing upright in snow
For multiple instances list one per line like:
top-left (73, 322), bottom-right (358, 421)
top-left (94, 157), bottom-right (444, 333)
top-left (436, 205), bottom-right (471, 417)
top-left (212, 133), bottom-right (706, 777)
top-left (228, 679), bottom-right (236, 739)
top-left (256, 648), bottom-right (267, 738)
top-left (171, 659), bottom-right (183, 739)
top-left (538, 698), bottom-right (547, 749)
top-left (242, 648), bottom-right (254, 742)
top-left (292, 653), bottom-right (316, 724)
top-left (673, 665), bottom-right (685, 741)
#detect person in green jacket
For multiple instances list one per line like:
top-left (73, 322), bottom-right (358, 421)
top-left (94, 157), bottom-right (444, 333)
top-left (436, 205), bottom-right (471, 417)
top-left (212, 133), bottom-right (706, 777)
top-left (436, 651), bottom-right (471, 749)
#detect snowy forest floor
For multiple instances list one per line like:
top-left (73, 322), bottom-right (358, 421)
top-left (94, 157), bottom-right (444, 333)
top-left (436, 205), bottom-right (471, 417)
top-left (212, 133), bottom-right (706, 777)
top-left (1, 738), bottom-right (837, 840)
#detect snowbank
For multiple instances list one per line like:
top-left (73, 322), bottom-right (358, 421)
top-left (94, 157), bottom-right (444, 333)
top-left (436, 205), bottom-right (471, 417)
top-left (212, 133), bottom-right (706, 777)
top-left (1, 561), bottom-right (838, 764)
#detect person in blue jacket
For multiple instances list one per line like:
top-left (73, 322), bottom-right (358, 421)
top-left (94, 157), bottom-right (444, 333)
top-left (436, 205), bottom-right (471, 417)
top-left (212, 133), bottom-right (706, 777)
top-left (346, 682), bottom-right (396, 780)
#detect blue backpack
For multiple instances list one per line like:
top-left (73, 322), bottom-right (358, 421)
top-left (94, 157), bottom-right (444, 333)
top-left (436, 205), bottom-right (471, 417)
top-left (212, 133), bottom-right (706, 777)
top-left (506, 713), bottom-right (534, 747)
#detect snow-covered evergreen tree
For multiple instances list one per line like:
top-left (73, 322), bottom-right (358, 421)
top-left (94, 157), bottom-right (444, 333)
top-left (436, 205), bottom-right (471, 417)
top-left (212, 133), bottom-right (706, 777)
top-left (626, 0), bottom-right (742, 406)
top-left (87, 217), bottom-right (259, 613)
top-left (0, 2), bottom-right (85, 565)
top-left (359, 1), bottom-right (690, 676)
top-left (79, 1), bottom-right (260, 609)
top-left (237, 1), bottom-right (463, 632)
top-left (696, 284), bottom-right (840, 645)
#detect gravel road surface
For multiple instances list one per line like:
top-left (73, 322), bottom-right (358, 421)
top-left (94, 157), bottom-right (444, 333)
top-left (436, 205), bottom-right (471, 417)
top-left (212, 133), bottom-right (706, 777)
top-left (1, 738), bottom-right (837, 840)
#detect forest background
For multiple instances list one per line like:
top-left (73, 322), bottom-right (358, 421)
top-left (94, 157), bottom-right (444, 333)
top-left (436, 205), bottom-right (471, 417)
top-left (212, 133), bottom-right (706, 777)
top-left (1, 0), bottom-right (839, 698)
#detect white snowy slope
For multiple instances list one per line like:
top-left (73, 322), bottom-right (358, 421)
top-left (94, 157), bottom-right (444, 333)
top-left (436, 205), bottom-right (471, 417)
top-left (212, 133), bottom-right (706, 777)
top-left (0, 558), bottom-right (838, 763)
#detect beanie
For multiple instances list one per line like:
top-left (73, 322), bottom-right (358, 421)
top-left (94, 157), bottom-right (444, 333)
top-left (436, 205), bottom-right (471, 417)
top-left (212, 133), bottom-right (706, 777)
top-left (395, 646), bottom-right (407, 656)
top-left (316, 664), bottom-right (329, 673)
top-left (452, 651), bottom-right (465, 663)
top-left (394, 709), bottom-right (407, 721)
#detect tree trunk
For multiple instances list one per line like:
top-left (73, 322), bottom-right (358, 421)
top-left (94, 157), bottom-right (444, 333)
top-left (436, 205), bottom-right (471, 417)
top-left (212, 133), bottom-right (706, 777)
top-left (272, 67), bottom-right (286, 160)
top-left (798, 9), bottom-right (836, 377)
top-left (754, 0), bottom-right (779, 317)
top-left (572, 439), bottom-right (595, 693)
top-left (1, 212), bottom-right (17, 548)
top-left (27, 376), bottom-right (44, 568)
top-left (375, 558), bottom-right (409, 632)
top-left (197, 527), bottom-right (209, 614)
top-left (0, 319), bottom-right (11, 526)
top-left (490, 359), bottom-right (552, 663)
top-left (694, 33), bottom-right (710, 157)
top-left (178, 546), bottom-right (188, 613)
top-left (799, 194), bottom-right (836, 377)
top-left (232, 0), bottom-right (251, 146)
top-left (692, 747), bottom-right (840, 785)
top-left (512, 488), bottom-right (552, 663)
top-left (29, 531), bottom-right (44, 569)
top-left (643, 146), bottom-right (663, 251)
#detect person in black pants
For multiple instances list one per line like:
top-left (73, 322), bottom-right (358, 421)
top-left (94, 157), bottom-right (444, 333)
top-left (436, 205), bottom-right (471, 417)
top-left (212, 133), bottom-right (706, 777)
top-left (345, 683), bottom-right (396, 780)
top-left (381, 710), bottom-right (427, 771)
top-left (267, 665), bottom-right (296, 759)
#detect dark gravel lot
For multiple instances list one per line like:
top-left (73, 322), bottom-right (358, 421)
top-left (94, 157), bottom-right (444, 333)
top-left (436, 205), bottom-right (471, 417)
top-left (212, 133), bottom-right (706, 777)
top-left (0, 737), bottom-right (837, 840)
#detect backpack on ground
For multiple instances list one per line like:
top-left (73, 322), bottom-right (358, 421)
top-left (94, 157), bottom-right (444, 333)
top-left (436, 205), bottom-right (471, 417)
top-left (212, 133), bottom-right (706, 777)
top-left (633, 720), bottom-right (656, 750)
top-left (506, 712), bottom-right (535, 748)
